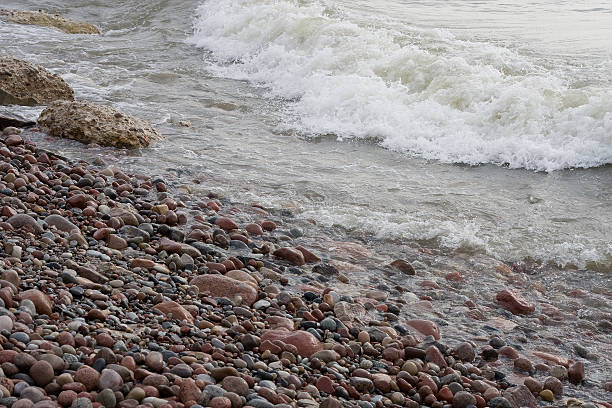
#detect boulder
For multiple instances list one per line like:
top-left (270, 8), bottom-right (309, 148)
top-left (0, 9), bottom-right (99, 34)
top-left (38, 101), bottom-right (162, 148)
top-left (0, 56), bottom-right (74, 106)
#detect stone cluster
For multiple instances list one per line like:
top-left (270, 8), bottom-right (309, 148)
top-left (0, 122), bottom-right (608, 408)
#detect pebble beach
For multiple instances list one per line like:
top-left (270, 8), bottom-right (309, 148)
top-left (1, 3), bottom-right (612, 408)
top-left (0, 123), bottom-right (611, 408)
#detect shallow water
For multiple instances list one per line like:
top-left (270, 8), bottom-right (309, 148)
top-left (1, 0), bottom-right (610, 273)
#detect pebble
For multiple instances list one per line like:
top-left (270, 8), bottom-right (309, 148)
top-left (540, 389), bottom-right (554, 402)
top-left (29, 360), bottom-right (54, 386)
top-left (453, 391), bottom-right (476, 408)
top-left (543, 376), bottom-right (563, 396)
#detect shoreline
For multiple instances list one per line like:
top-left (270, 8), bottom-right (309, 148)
top-left (0, 125), bottom-right (610, 408)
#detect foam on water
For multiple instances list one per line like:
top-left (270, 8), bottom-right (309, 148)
top-left (190, 0), bottom-right (612, 171)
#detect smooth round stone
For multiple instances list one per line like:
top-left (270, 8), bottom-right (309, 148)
top-left (221, 376), bottom-right (249, 396)
top-left (209, 397), bottom-right (231, 408)
top-left (0, 315), bottom-right (13, 331)
top-left (20, 387), bottom-right (45, 403)
top-left (357, 331), bottom-right (370, 343)
top-left (170, 364), bottom-right (192, 378)
top-left (488, 397), bottom-right (512, 408)
top-left (402, 361), bottom-right (419, 376)
top-left (58, 390), bottom-right (78, 407)
top-left (10, 332), bottom-right (30, 344)
top-left (92, 358), bottom-right (106, 372)
top-left (99, 369), bottom-right (122, 391)
top-left (488, 337), bottom-right (506, 349)
top-left (109, 280), bottom-right (123, 288)
top-left (253, 300), bottom-right (271, 310)
top-left (63, 354), bottom-right (79, 365)
top-left (448, 382), bottom-right (464, 394)
top-left (391, 392), bottom-right (405, 405)
top-left (320, 318), bottom-right (337, 331)
top-left (14, 382), bottom-right (30, 396)
top-left (539, 389), bottom-right (554, 402)
top-left (145, 352), bottom-right (164, 372)
top-left (2, 397), bottom-right (20, 408)
top-left (56, 373), bottom-right (73, 386)
top-left (258, 380), bottom-right (276, 390)
top-left (126, 387), bottom-right (146, 401)
top-left (96, 389), bottom-right (117, 408)
top-left (29, 360), bottom-right (54, 386)
top-left (20, 300), bottom-right (37, 316)
top-left (248, 399), bottom-right (274, 408)
top-left (452, 391), bottom-right (476, 408)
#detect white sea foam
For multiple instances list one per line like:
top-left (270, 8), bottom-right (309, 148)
top-left (190, 0), bottom-right (612, 171)
top-left (301, 206), bottom-right (612, 271)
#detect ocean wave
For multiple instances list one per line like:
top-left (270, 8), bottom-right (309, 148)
top-left (190, 0), bottom-right (612, 171)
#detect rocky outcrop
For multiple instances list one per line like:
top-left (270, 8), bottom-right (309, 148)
top-left (0, 56), bottom-right (75, 106)
top-left (37, 101), bottom-right (162, 148)
top-left (0, 9), bottom-right (99, 34)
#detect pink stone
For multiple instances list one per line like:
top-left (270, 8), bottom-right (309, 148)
top-left (499, 345), bottom-right (519, 359)
top-left (568, 362), bottom-right (584, 384)
top-left (159, 237), bottom-right (182, 254)
top-left (5, 135), bottom-right (23, 146)
top-left (214, 217), bottom-right (238, 231)
top-left (503, 385), bottom-right (537, 408)
top-left (426, 345), bottom-right (448, 368)
top-left (30, 360), bottom-right (54, 386)
top-left (209, 397), bottom-right (231, 408)
top-left (179, 378), bottom-right (203, 403)
top-left (295, 246), bottom-right (321, 263)
top-left (406, 319), bottom-right (440, 340)
top-left (316, 376), bottom-right (335, 394)
top-left (496, 289), bottom-right (535, 315)
top-left (221, 376), bottom-right (249, 396)
top-left (483, 387), bottom-right (500, 401)
top-left (107, 234), bottom-right (128, 250)
top-left (153, 301), bottom-right (195, 324)
top-left (266, 316), bottom-right (294, 331)
top-left (273, 247), bottom-right (305, 266)
top-left (66, 194), bottom-right (91, 209)
top-left (245, 223), bottom-right (264, 235)
top-left (19, 289), bottom-right (53, 316)
top-left (190, 275), bottom-right (257, 306)
top-left (58, 390), bottom-right (77, 407)
top-left (96, 333), bottom-right (114, 348)
top-left (260, 329), bottom-right (322, 357)
top-left (75, 365), bottom-right (100, 391)
top-left (261, 220), bottom-right (276, 231)
top-left (372, 373), bottom-right (392, 393)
